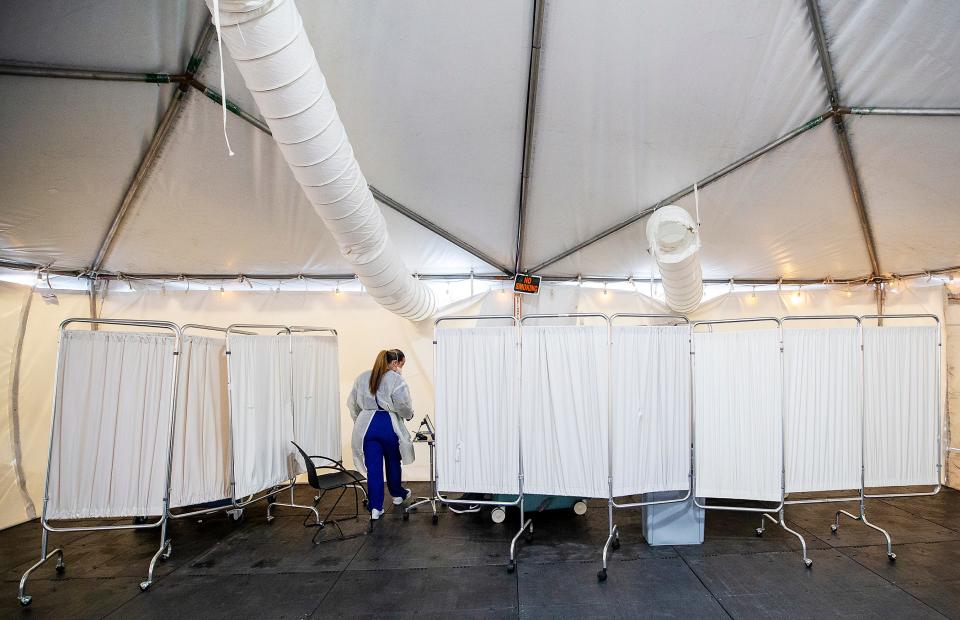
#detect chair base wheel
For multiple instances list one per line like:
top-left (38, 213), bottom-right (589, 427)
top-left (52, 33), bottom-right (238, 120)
top-left (804, 558), bottom-right (813, 568)
top-left (18, 596), bottom-right (31, 607)
top-left (597, 568), bottom-right (607, 582)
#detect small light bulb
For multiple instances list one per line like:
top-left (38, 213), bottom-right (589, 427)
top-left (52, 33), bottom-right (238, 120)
top-left (335, 282), bottom-right (341, 296)
top-left (603, 283), bottom-right (608, 296)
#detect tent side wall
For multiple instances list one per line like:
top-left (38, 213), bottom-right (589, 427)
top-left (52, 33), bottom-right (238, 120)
top-left (2, 282), bottom-right (956, 530)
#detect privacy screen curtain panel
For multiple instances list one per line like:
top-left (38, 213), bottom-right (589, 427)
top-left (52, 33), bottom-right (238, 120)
top-left (228, 335), bottom-right (296, 499)
top-left (47, 331), bottom-right (176, 519)
top-left (435, 326), bottom-right (519, 495)
top-left (694, 329), bottom-right (782, 502)
top-left (521, 325), bottom-right (609, 499)
top-left (611, 325), bottom-right (690, 497)
top-left (863, 326), bottom-right (939, 488)
top-left (170, 335), bottom-right (230, 508)
top-left (783, 327), bottom-right (861, 494)
top-left (291, 335), bottom-right (341, 460)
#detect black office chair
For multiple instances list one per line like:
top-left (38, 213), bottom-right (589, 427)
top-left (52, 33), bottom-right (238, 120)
top-left (291, 442), bottom-right (368, 544)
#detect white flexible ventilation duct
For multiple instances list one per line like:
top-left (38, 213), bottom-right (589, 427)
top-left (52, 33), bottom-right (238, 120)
top-left (205, 0), bottom-right (436, 320)
top-left (646, 206), bottom-right (703, 313)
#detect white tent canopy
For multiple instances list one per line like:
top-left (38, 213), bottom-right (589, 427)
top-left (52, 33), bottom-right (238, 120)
top-left (0, 0), bottom-right (957, 286)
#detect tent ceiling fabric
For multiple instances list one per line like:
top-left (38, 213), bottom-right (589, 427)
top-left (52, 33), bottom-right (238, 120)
top-left (0, 78), bottom-right (174, 270)
top-left (195, 0), bottom-right (531, 271)
top-left (821, 0), bottom-right (960, 107)
top-left (542, 121), bottom-right (872, 281)
top-left (522, 0), bottom-right (829, 271)
top-left (0, 0), bottom-right (958, 281)
top-left (0, 0), bottom-right (207, 74)
top-left (849, 115), bottom-right (960, 275)
top-left (104, 91), bottom-right (495, 276)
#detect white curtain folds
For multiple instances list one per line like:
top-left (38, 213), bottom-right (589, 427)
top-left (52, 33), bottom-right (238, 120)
top-left (521, 325), bottom-right (608, 499)
top-left (291, 334), bottom-right (341, 461)
top-left (170, 335), bottom-right (230, 508)
top-left (435, 326), bottom-right (519, 495)
top-left (47, 331), bottom-right (177, 519)
top-left (863, 326), bottom-right (939, 488)
top-left (783, 327), bottom-right (861, 493)
top-left (694, 329), bottom-right (782, 502)
top-left (611, 325), bottom-right (690, 497)
top-left (228, 334), bottom-right (295, 498)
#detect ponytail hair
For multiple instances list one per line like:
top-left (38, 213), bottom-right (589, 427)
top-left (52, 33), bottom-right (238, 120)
top-left (369, 349), bottom-right (401, 394)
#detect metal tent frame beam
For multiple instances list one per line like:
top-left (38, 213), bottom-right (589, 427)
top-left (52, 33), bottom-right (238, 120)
top-left (89, 22), bottom-right (216, 274)
top-left (0, 62), bottom-right (187, 84)
top-left (513, 0), bottom-right (546, 275)
top-left (806, 0), bottom-right (881, 277)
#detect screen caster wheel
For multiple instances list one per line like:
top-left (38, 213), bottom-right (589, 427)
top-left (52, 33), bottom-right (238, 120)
top-left (525, 532), bottom-right (533, 544)
top-left (830, 524), bottom-right (838, 533)
top-left (55, 563), bottom-right (66, 575)
top-left (18, 596), bottom-right (32, 607)
top-left (162, 544), bottom-right (172, 560)
top-left (755, 528), bottom-right (764, 537)
top-left (597, 568), bottom-right (607, 582)
top-left (804, 558), bottom-right (813, 568)
top-left (139, 581), bottom-right (152, 592)
top-left (402, 511), bottom-right (410, 521)
top-left (612, 538), bottom-right (621, 551)
top-left (888, 553), bottom-right (897, 562)
top-left (506, 560), bottom-right (516, 574)
top-left (431, 514), bottom-right (439, 525)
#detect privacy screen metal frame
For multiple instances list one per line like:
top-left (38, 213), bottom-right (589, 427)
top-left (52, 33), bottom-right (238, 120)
top-left (428, 314), bottom-right (532, 573)
top-left (19, 318), bottom-right (183, 605)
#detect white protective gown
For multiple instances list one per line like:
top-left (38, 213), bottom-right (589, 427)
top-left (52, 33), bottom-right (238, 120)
top-left (347, 369), bottom-right (415, 475)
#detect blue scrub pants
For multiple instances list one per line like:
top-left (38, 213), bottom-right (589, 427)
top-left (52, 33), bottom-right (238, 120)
top-left (364, 410), bottom-right (405, 511)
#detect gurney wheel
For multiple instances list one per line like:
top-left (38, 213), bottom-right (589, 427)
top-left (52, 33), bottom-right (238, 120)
top-left (431, 514), bottom-right (439, 525)
top-left (597, 568), bottom-right (607, 582)
top-left (507, 560), bottom-right (516, 574)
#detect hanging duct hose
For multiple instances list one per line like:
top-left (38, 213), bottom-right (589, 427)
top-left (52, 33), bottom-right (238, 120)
top-left (646, 206), bottom-right (703, 313)
top-left (205, 0), bottom-right (436, 320)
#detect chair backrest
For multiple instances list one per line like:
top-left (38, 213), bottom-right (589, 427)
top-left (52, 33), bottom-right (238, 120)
top-left (291, 441), bottom-right (319, 489)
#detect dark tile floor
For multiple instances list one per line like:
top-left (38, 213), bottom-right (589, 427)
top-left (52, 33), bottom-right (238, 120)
top-left (2, 485), bottom-right (959, 619)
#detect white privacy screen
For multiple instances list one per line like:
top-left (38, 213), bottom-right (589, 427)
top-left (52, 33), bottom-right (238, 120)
top-left (783, 327), bottom-right (861, 493)
top-left (521, 325), bottom-right (608, 499)
top-left (170, 335), bottom-right (230, 508)
top-left (228, 335), bottom-right (295, 498)
top-left (291, 334), bottom-right (341, 462)
top-left (863, 326), bottom-right (939, 488)
top-left (47, 331), bottom-right (176, 519)
top-left (435, 326), bottom-right (519, 495)
top-left (694, 329), bottom-right (782, 502)
top-left (611, 325), bottom-right (690, 497)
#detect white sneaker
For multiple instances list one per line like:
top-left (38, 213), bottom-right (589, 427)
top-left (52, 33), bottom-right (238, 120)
top-left (393, 488), bottom-right (413, 506)
top-left (371, 508), bottom-right (384, 520)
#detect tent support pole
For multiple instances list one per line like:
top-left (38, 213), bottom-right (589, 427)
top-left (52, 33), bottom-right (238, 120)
top-left (513, 0), bottom-right (546, 275)
top-left (805, 0), bottom-right (882, 283)
top-left (0, 62), bottom-right (186, 84)
top-left (528, 110), bottom-right (834, 274)
top-left (88, 22), bottom-right (216, 274)
top-left (841, 107), bottom-right (960, 117)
